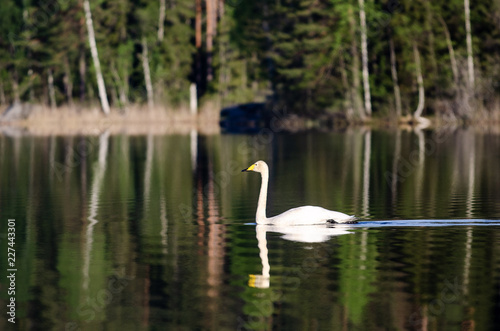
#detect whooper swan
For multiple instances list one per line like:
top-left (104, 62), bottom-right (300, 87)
top-left (242, 160), bottom-right (357, 225)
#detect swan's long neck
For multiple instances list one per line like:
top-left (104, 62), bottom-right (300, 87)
top-left (256, 168), bottom-right (269, 224)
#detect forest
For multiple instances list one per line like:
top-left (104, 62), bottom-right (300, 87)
top-left (0, 0), bottom-right (499, 122)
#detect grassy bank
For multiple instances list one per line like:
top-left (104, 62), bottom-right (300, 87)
top-left (2, 101), bottom-right (500, 136)
top-left (0, 102), bottom-right (221, 136)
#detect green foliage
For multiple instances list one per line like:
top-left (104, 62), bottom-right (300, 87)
top-left (0, 0), bottom-right (499, 117)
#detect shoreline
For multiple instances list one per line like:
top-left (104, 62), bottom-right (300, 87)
top-left (1, 103), bottom-right (500, 136)
top-left (0, 104), bottom-right (221, 136)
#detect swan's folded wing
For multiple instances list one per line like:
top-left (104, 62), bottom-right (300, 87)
top-left (269, 206), bottom-right (353, 225)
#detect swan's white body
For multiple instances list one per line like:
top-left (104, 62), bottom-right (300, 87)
top-left (266, 206), bottom-right (355, 225)
top-left (242, 160), bottom-right (356, 225)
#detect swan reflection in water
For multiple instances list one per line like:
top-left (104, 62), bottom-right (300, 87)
top-left (247, 219), bottom-right (500, 288)
top-left (248, 224), bottom-right (355, 289)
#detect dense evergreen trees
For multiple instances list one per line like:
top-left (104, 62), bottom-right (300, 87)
top-left (0, 0), bottom-right (499, 120)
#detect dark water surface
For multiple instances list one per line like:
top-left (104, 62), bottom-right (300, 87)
top-left (1, 128), bottom-right (500, 330)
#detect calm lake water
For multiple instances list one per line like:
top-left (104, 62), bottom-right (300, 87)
top-left (1, 127), bottom-right (500, 330)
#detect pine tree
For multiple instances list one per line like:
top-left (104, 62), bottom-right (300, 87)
top-left (269, 0), bottom-right (340, 114)
top-left (0, 0), bottom-right (24, 103)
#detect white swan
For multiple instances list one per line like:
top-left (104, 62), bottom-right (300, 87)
top-left (242, 160), bottom-right (357, 225)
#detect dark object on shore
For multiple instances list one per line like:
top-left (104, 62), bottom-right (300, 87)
top-left (219, 102), bottom-right (269, 133)
top-left (1, 102), bottom-right (33, 122)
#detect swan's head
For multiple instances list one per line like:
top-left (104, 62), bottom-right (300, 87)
top-left (242, 160), bottom-right (268, 173)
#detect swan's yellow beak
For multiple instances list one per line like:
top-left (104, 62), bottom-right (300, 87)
top-left (248, 274), bottom-right (270, 288)
top-left (242, 164), bottom-right (256, 172)
top-left (248, 274), bottom-right (256, 287)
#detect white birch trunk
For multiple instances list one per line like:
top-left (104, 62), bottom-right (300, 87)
top-left (413, 43), bottom-right (425, 119)
top-left (83, 0), bottom-right (110, 115)
top-left (158, 0), bottom-right (166, 42)
top-left (389, 37), bottom-right (402, 118)
top-left (348, 6), bottom-right (364, 120)
top-left (358, 0), bottom-right (372, 116)
top-left (48, 68), bottom-right (57, 110)
top-left (464, 0), bottom-right (475, 88)
top-left (142, 37), bottom-right (154, 110)
top-left (438, 16), bottom-right (459, 85)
